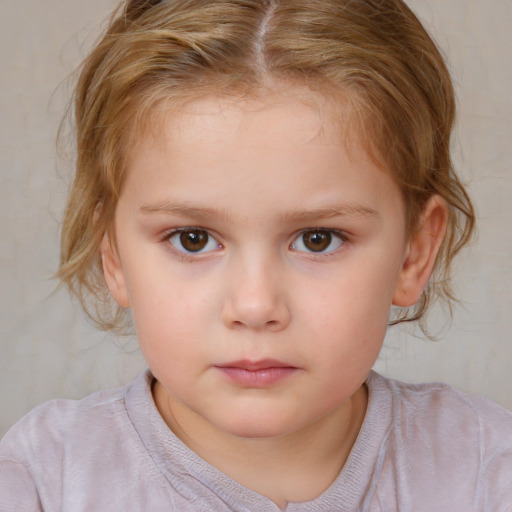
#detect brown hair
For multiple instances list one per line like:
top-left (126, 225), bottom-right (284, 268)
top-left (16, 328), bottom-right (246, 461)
top-left (58, 0), bottom-right (475, 333)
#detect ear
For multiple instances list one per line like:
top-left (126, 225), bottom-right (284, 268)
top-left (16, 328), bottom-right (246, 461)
top-left (393, 196), bottom-right (448, 307)
top-left (101, 232), bottom-right (130, 308)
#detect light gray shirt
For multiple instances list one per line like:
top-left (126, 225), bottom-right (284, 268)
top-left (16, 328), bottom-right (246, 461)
top-left (1, 370), bottom-right (511, 511)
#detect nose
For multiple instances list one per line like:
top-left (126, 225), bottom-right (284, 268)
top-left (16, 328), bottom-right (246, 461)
top-left (221, 255), bottom-right (291, 332)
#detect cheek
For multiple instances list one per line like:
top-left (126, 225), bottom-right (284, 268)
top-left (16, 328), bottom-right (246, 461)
top-left (122, 260), bottom-right (216, 348)
top-left (304, 257), bottom-right (400, 328)
top-left (297, 256), bottom-right (401, 367)
top-left (131, 289), bottom-right (211, 386)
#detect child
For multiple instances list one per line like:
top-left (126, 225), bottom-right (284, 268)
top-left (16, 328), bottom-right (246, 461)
top-left (1, 0), bottom-right (511, 510)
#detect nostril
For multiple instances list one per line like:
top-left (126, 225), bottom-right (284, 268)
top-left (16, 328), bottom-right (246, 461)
top-left (230, 319), bottom-right (281, 331)
top-left (265, 320), bottom-right (283, 332)
top-left (222, 297), bottom-right (291, 332)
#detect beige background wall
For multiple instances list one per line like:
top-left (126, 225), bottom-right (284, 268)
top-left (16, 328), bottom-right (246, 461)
top-left (1, 0), bottom-right (511, 436)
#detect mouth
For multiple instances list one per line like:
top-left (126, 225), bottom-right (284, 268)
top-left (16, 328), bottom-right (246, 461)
top-left (214, 359), bottom-right (299, 387)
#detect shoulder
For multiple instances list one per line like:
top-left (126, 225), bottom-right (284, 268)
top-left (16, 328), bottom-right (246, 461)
top-left (367, 372), bottom-right (512, 510)
top-left (1, 383), bottom-right (125, 461)
top-left (370, 372), bottom-right (512, 437)
top-left (0, 390), bottom-right (123, 453)
top-left (0, 372), bottom-right (161, 510)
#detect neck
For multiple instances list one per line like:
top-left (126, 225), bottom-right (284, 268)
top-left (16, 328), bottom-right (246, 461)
top-left (153, 381), bottom-right (368, 507)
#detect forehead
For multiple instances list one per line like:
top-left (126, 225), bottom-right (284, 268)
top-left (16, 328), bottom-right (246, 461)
top-left (125, 89), bottom-right (375, 191)
top-left (172, 96), bottom-right (325, 148)
top-left (118, 87), bottom-right (405, 228)
top-left (131, 84), bottom-right (368, 160)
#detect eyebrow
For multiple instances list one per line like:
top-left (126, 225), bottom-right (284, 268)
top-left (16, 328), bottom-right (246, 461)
top-left (278, 205), bottom-right (379, 223)
top-left (140, 201), bottom-right (233, 221)
top-left (140, 201), bottom-right (379, 223)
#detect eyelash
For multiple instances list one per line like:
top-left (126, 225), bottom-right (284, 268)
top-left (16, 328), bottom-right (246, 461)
top-left (160, 227), bottom-right (349, 260)
top-left (290, 228), bottom-right (348, 257)
top-left (161, 227), bottom-right (223, 260)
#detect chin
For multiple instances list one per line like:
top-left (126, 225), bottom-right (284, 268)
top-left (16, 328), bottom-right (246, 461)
top-left (217, 415), bottom-right (299, 440)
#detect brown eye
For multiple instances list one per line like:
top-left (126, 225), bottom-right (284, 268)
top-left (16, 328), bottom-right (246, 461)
top-left (169, 229), bottom-right (218, 254)
top-left (302, 231), bottom-right (332, 252)
top-left (292, 230), bottom-right (345, 254)
top-left (180, 230), bottom-right (208, 252)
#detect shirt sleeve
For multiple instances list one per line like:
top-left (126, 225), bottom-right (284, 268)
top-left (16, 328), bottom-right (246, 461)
top-left (476, 396), bottom-right (512, 512)
top-left (0, 458), bottom-right (43, 511)
top-left (484, 452), bottom-right (512, 512)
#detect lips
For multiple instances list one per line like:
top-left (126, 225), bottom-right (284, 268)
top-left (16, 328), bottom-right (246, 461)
top-left (214, 359), bottom-right (298, 387)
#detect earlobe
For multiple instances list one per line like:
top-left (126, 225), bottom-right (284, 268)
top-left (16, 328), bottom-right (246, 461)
top-left (393, 196), bottom-right (448, 307)
top-left (101, 232), bottom-right (130, 308)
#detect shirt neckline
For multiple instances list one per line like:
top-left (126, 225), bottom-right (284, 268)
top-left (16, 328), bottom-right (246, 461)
top-left (124, 370), bottom-right (393, 511)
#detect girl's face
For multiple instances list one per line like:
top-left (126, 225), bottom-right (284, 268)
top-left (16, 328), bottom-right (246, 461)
top-left (104, 89), bottom-right (412, 439)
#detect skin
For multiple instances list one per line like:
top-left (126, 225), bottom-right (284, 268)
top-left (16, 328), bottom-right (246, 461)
top-left (102, 88), bottom-right (447, 506)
